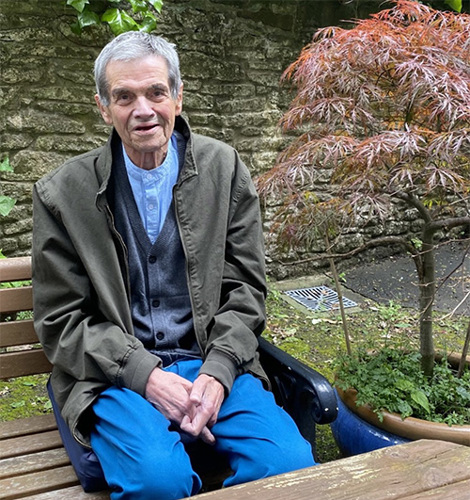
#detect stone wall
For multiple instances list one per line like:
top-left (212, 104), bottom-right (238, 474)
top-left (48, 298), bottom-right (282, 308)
top-left (0, 0), bottom-right (387, 275)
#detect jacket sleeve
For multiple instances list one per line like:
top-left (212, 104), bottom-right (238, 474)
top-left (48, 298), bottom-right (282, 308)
top-left (198, 157), bottom-right (267, 393)
top-left (32, 181), bottom-right (161, 402)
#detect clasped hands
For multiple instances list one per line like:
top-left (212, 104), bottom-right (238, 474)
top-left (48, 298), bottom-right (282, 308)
top-left (145, 368), bottom-right (225, 445)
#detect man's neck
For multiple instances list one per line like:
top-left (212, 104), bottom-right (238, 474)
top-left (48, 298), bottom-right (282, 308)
top-left (125, 148), bottom-right (168, 171)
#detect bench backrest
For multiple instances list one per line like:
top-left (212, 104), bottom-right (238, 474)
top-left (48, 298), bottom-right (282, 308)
top-left (0, 256), bottom-right (52, 380)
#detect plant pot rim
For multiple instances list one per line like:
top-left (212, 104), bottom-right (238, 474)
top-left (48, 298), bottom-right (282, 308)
top-left (335, 352), bottom-right (470, 447)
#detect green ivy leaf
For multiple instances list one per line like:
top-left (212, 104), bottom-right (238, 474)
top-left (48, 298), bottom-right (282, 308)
top-left (78, 9), bottom-right (101, 29)
top-left (445, 0), bottom-right (462, 12)
top-left (148, 0), bottom-right (163, 13)
top-left (0, 157), bottom-right (13, 172)
top-left (129, 0), bottom-right (148, 13)
top-left (70, 21), bottom-right (82, 35)
top-left (139, 13), bottom-right (157, 32)
top-left (0, 197), bottom-right (16, 217)
top-left (102, 8), bottom-right (139, 35)
top-left (66, 0), bottom-right (89, 14)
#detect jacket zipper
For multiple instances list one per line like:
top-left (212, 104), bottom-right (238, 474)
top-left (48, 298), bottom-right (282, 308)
top-left (103, 203), bottom-right (132, 305)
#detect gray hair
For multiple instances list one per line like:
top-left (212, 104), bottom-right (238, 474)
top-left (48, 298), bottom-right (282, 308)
top-left (94, 32), bottom-right (182, 106)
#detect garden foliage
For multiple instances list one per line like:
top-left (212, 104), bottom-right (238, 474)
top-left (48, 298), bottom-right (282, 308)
top-left (257, 0), bottom-right (470, 376)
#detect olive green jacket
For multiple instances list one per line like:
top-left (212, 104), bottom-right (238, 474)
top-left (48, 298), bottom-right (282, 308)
top-left (32, 117), bottom-right (267, 447)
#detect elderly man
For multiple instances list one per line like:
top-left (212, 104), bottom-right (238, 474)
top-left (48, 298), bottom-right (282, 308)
top-left (32, 32), bottom-right (315, 500)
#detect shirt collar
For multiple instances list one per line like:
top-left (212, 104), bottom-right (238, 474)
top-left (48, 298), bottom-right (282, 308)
top-left (122, 135), bottom-right (177, 182)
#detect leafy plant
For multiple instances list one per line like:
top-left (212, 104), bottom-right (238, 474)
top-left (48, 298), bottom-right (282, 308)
top-left (66, 0), bottom-right (163, 35)
top-left (444, 0), bottom-right (463, 12)
top-left (335, 347), bottom-right (470, 425)
top-left (0, 157), bottom-right (15, 217)
top-left (257, 0), bottom-right (470, 378)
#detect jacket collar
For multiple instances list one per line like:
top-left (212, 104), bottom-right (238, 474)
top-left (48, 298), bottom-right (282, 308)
top-left (95, 115), bottom-right (196, 211)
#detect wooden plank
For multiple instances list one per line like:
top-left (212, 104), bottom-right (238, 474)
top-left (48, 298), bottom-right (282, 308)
top-left (0, 320), bottom-right (37, 348)
top-left (20, 485), bottom-right (110, 499)
top-left (0, 287), bottom-right (33, 314)
top-left (0, 350), bottom-right (52, 380)
top-left (0, 448), bottom-right (70, 480)
top-left (0, 415), bottom-right (56, 440)
top-left (401, 479), bottom-right (470, 499)
top-left (0, 431), bottom-right (63, 460)
top-left (0, 257), bottom-right (31, 283)
top-left (0, 465), bottom-right (79, 500)
top-left (194, 440), bottom-right (470, 500)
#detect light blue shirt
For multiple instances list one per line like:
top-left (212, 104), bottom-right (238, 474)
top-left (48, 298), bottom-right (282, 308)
top-left (122, 134), bottom-right (179, 244)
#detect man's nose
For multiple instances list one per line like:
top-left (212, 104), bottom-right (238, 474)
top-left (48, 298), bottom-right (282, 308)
top-left (134, 96), bottom-right (155, 118)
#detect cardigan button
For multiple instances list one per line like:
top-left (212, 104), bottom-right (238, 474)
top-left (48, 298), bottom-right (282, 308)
top-left (149, 255), bottom-right (157, 264)
top-left (152, 299), bottom-right (160, 308)
top-left (156, 332), bottom-right (165, 341)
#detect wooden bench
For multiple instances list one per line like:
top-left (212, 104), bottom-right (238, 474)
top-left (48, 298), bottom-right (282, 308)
top-left (0, 257), bottom-right (107, 499)
top-left (194, 439), bottom-right (470, 500)
top-left (0, 256), bottom-right (337, 499)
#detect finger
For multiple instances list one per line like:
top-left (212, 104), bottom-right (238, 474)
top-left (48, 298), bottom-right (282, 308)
top-left (188, 379), bottom-right (205, 405)
top-left (180, 408), bottom-right (209, 437)
top-left (200, 426), bottom-right (216, 445)
top-left (190, 375), bottom-right (224, 408)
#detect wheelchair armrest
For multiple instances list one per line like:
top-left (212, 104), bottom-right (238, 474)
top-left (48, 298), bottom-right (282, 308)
top-left (258, 336), bottom-right (338, 428)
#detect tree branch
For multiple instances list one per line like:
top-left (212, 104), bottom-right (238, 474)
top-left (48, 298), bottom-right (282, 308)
top-left (275, 235), bottom-right (418, 266)
top-left (427, 216), bottom-right (470, 234)
top-left (395, 191), bottom-right (433, 224)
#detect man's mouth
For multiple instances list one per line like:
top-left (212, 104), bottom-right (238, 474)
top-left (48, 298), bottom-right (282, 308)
top-left (134, 123), bottom-right (158, 132)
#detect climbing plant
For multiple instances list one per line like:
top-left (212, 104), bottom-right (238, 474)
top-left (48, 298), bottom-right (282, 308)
top-left (66, 0), bottom-right (163, 35)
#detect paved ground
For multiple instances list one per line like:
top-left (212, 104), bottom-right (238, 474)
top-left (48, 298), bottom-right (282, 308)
top-left (343, 240), bottom-right (470, 315)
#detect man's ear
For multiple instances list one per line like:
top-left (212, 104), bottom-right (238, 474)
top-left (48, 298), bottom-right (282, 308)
top-left (95, 95), bottom-right (113, 125)
top-left (175, 84), bottom-right (183, 116)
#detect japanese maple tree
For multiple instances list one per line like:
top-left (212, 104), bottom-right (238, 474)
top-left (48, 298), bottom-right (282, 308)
top-left (257, 0), bottom-right (470, 376)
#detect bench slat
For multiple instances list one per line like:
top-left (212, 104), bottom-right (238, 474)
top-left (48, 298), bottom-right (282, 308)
top-left (0, 465), bottom-right (79, 500)
top-left (401, 479), bottom-right (470, 499)
top-left (0, 448), bottom-right (70, 480)
top-left (0, 320), bottom-right (37, 348)
top-left (20, 485), bottom-right (110, 499)
top-left (0, 257), bottom-right (31, 283)
top-left (0, 415), bottom-right (56, 440)
top-left (0, 349), bottom-right (52, 380)
top-left (0, 287), bottom-right (33, 314)
top-left (0, 430), bottom-right (63, 460)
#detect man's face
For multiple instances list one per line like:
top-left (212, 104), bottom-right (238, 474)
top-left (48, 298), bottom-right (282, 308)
top-left (95, 55), bottom-right (183, 169)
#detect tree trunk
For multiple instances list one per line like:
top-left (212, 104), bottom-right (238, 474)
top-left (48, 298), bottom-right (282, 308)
top-left (419, 229), bottom-right (436, 377)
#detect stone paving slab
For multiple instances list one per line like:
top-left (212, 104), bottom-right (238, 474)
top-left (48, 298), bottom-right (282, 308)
top-left (344, 241), bottom-right (470, 315)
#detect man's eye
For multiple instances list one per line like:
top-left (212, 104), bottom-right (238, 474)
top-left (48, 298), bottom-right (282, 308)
top-left (151, 89), bottom-right (166, 100)
top-left (115, 94), bottom-right (131, 104)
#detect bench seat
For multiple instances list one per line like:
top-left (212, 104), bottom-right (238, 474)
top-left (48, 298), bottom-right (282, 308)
top-left (0, 415), bottom-right (108, 499)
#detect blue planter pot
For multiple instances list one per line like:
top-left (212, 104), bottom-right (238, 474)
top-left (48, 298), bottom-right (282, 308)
top-left (330, 389), bottom-right (410, 457)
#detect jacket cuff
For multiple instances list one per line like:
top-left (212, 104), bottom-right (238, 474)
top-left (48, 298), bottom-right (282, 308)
top-left (199, 350), bottom-right (239, 394)
top-left (119, 347), bottom-right (162, 396)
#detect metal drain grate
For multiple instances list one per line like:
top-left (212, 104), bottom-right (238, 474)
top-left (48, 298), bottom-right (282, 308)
top-left (284, 286), bottom-right (357, 312)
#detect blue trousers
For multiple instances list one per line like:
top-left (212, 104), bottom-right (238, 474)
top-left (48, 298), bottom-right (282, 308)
top-left (91, 359), bottom-right (316, 500)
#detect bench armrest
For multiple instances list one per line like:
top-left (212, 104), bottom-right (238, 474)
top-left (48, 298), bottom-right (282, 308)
top-left (258, 336), bottom-right (338, 448)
